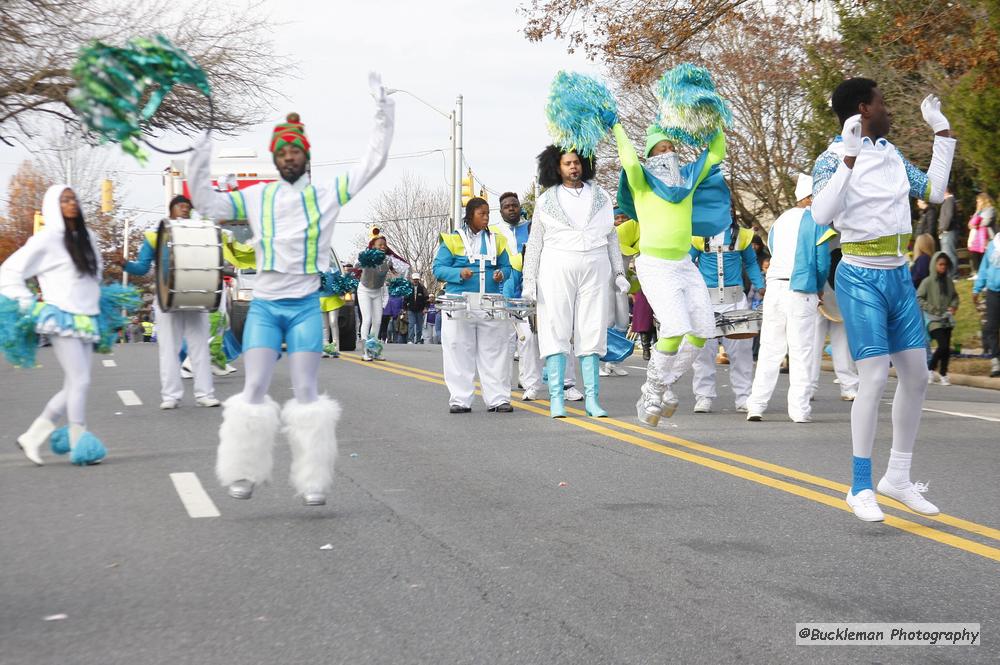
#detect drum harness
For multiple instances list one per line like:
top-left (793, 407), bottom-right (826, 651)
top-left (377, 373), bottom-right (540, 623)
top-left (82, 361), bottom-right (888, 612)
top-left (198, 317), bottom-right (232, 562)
top-left (705, 222), bottom-right (744, 307)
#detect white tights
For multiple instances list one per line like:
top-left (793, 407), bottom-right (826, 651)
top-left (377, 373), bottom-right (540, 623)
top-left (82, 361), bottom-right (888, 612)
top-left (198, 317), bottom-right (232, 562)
top-left (41, 336), bottom-right (93, 426)
top-left (323, 310), bottom-right (340, 348)
top-left (357, 286), bottom-right (384, 340)
top-left (851, 348), bottom-right (927, 458)
top-left (242, 347), bottom-right (320, 405)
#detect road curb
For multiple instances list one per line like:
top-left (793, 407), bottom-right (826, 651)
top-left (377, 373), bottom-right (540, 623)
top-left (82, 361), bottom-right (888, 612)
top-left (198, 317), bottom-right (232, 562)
top-left (821, 361), bottom-right (1000, 391)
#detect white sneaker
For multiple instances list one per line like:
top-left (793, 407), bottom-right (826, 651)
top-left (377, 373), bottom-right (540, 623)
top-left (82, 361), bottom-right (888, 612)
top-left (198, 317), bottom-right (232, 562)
top-left (224, 364), bottom-right (237, 375)
top-left (938, 375), bottom-right (951, 386)
top-left (735, 401), bottom-right (749, 413)
top-left (877, 477), bottom-right (940, 515)
top-left (840, 392), bottom-right (857, 401)
top-left (846, 489), bottom-right (885, 522)
top-left (211, 364), bottom-right (230, 376)
top-left (791, 414), bottom-right (813, 423)
top-left (928, 370), bottom-right (941, 385)
top-left (160, 399), bottom-right (180, 410)
top-left (746, 410), bottom-right (763, 422)
top-left (693, 397), bottom-right (713, 413)
top-left (599, 366), bottom-right (612, 377)
top-left (521, 387), bottom-right (541, 401)
top-left (180, 367), bottom-right (194, 379)
top-left (196, 396), bottom-right (221, 408)
top-left (564, 386), bottom-right (584, 402)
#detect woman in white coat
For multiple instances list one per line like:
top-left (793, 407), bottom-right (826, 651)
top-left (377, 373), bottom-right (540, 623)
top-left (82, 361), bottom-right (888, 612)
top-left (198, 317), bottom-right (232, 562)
top-left (522, 146), bottom-right (628, 418)
top-left (1, 185), bottom-right (107, 466)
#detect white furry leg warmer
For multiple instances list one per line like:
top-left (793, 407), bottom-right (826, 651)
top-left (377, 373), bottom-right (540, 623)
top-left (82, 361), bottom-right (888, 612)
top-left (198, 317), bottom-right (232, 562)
top-left (282, 395), bottom-right (341, 497)
top-left (216, 394), bottom-right (280, 487)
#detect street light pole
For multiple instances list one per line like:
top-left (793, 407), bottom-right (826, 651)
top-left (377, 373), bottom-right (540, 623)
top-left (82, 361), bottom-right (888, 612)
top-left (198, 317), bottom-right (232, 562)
top-left (384, 88), bottom-right (462, 231)
top-left (453, 95), bottom-right (463, 233)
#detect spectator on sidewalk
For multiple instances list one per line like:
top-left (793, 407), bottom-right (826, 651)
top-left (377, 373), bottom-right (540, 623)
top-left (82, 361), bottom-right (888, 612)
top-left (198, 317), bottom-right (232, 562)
top-left (405, 273), bottom-right (429, 344)
top-left (914, 199), bottom-right (938, 242)
top-left (973, 232), bottom-right (1000, 377)
top-left (968, 192), bottom-right (995, 278)
top-left (911, 233), bottom-right (935, 288)
top-left (918, 252), bottom-right (959, 386)
top-left (937, 186), bottom-right (958, 275)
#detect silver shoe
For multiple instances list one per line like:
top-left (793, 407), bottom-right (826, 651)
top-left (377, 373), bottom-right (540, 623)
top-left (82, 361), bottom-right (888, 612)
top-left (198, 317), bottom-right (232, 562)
top-left (228, 479), bottom-right (254, 500)
top-left (302, 492), bottom-right (326, 506)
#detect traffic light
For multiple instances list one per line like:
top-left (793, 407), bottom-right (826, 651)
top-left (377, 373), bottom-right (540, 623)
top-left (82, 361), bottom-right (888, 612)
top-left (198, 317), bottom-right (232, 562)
top-left (478, 187), bottom-right (488, 201)
top-left (101, 179), bottom-right (114, 213)
top-left (460, 172), bottom-right (474, 207)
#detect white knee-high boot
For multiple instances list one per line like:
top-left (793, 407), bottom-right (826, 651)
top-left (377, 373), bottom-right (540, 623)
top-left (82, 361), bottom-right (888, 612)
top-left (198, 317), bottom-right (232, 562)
top-left (216, 394), bottom-right (280, 490)
top-left (17, 416), bottom-right (56, 465)
top-left (282, 395), bottom-right (341, 503)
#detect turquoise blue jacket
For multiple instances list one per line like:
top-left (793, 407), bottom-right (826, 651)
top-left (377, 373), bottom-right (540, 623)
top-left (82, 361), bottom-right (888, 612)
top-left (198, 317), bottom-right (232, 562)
top-left (973, 242), bottom-right (1000, 294)
top-left (767, 209), bottom-right (831, 294)
top-left (690, 225), bottom-right (764, 290)
top-left (123, 236), bottom-right (156, 276)
top-left (433, 230), bottom-right (512, 295)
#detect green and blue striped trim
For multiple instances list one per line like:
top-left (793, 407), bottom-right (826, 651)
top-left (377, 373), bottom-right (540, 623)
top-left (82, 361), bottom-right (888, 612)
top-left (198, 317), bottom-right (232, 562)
top-left (301, 185), bottom-right (322, 274)
top-left (227, 190), bottom-right (247, 220)
top-left (336, 174), bottom-right (350, 206)
top-left (260, 182), bottom-right (280, 270)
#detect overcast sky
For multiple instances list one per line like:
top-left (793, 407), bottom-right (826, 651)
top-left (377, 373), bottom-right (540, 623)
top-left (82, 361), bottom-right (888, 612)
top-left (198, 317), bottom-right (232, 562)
top-left (1, 0), bottom-right (602, 256)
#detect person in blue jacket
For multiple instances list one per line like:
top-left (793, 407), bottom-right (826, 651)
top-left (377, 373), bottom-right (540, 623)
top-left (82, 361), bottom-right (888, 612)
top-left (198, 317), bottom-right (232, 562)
top-left (973, 233), bottom-right (1000, 377)
top-left (678, 217), bottom-right (765, 414)
top-left (746, 174), bottom-right (831, 423)
top-left (122, 195), bottom-right (220, 410)
top-left (433, 198), bottom-right (514, 413)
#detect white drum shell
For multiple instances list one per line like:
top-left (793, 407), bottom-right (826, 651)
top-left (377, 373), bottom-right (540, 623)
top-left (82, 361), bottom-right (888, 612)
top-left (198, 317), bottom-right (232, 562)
top-left (156, 218), bottom-right (223, 312)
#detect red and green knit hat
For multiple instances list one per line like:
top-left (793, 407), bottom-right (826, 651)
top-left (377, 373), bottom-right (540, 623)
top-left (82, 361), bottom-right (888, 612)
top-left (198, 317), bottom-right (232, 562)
top-left (270, 112), bottom-right (310, 158)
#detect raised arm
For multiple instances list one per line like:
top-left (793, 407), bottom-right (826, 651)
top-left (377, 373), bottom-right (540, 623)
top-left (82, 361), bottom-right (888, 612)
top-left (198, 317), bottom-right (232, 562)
top-left (611, 124), bottom-right (645, 189)
top-left (123, 237), bottom-right (156, 276)
top-left (331, 73), bottom-right (396, 207)
top-left (188, 133), bottom-right (247, 221)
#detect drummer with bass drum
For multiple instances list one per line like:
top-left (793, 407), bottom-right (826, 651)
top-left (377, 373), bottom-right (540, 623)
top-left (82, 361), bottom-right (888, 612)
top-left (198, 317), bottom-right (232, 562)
top-left (121, 195), bottom-right (221, 410)
top-left (745, 174), bottom-right (832, 423)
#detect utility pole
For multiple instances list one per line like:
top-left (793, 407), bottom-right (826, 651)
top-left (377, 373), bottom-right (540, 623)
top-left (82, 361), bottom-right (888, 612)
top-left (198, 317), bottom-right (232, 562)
top-left (453, 94), bottom-right (463, 232)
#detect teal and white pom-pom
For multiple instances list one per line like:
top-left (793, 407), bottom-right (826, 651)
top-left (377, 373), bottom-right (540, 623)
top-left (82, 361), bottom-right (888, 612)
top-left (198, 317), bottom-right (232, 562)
top-left (96, 283), bottom-right (142, 353)
top-left (0, 295), bottom-right (39, 368)
top-left (358, 248), bottom-right (387, 268)
top-left (387, 277), bottom-right (414, 298)
top-left (545, 71), bottom-right (618, 158)
top-left (50, 427), bottom-right (70, 455)
top-left (654, 63), bottom-right (732, 146)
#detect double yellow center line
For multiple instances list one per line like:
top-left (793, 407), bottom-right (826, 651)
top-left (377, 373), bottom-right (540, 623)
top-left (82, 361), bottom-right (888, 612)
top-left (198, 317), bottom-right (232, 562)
top-left (342, 354), bottom-right (1000, 564)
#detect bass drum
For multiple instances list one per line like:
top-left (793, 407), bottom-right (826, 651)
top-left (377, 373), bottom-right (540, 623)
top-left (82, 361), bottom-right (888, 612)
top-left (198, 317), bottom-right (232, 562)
top-left (155, 218), bottom-right (223, 312)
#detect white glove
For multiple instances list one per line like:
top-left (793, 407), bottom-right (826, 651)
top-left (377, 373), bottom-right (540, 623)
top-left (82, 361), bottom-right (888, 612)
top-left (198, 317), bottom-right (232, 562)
top-left (615, 275), bottom-right (630, 294)
top-left (522, 281), bottom-right (537, 302)
top-left (368, 71), bottom-right (387, 104)
top-left (920, 94), bottom-right (949, 133)
top-left (841, 114), bottom-right (862, 157)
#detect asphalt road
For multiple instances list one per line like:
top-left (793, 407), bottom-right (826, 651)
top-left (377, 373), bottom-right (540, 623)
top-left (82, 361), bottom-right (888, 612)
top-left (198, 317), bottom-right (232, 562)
top-left (2, 341), bottom-right (997, 664)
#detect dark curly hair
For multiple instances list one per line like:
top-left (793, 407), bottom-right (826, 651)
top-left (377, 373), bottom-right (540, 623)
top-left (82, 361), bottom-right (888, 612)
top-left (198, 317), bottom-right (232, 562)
top-left (831, 77), bottom-right (878, 126)
top-left (536, 145), bottom-right (596, 189)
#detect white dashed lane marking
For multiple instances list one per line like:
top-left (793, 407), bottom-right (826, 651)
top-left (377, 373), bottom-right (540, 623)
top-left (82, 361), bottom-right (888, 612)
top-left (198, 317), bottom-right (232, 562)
top-left (116, 390), bottom-right (142, 406)
top-left (169, 472), bottom-right (221, 518)
top-left (102, 359), bottom-right (117, 367)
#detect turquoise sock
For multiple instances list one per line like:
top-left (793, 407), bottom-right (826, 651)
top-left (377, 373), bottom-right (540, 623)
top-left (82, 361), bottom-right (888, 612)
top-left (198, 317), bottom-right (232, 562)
top-left (851, 456), bottom-right (873, 495)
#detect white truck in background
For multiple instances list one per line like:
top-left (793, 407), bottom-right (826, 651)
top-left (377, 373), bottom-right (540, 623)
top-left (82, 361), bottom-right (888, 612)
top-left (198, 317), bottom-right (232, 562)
top-left (163, 149), bottom-right (357, 350)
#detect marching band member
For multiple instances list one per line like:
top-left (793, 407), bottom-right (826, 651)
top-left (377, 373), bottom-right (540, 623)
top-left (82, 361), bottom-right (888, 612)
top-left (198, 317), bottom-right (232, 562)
top-left (2, 186), bottom-right (110, 466)
top-left (123, 195), bottom-right (220, 409)
top-left (613, 125), bottom-right (728, 425)
top-left (686, 217), bottom-right (765, 413)
top-left (522, 146), bottom-right (627, 418)
top-left (811, 240), bottom-right (859, 400)
top-left (491, 191), bottom-right (545, 400)
top-left (434, 197), bottom-right (514, 413)
top-left (188, 72), bottom-right (394, 506)
top-left (745, 174), bottom-right (829, 423)
top-left (811, 78), bottom-right (955, 521)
